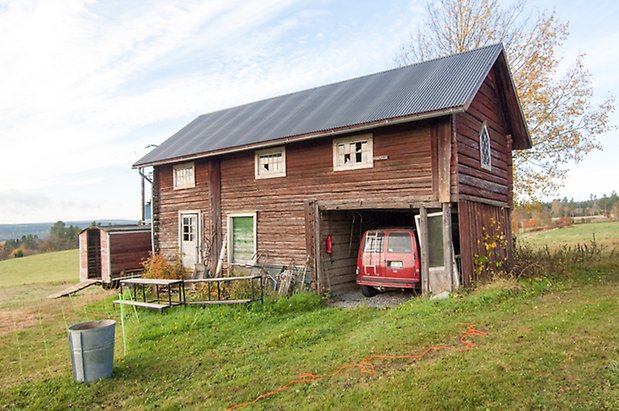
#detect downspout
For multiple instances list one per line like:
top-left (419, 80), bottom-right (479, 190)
top-left (138, 167), bottom-right (155, 254)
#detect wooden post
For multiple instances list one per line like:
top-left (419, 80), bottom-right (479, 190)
top-left (208, 159), bottom-right (222, 274)
top-left (442, 203), bottom-right (456, 291)
top-left (419, 206), bottom-right (430, 296)
top-left (437, 120), bottom-right (452, 203)
top-left (304, 200), bottom-right (316, 289)
top-left (313, 202), bottom-right (322, 292)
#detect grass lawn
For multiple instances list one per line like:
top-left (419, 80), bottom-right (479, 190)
top-left (0, 260), bottom-right (618, 409)
top-left (518, 221), bottom-right (619, 251)
top-left (0, 249), bottom-right (79, 288)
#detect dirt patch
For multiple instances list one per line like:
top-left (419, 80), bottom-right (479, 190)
top-left (330, 287), bottom-right (418, 308)
top-left (0, 286), bottom-right (114, 336)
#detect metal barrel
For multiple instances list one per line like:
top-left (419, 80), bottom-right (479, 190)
top-left (68, 319), bottom-right (116, 382)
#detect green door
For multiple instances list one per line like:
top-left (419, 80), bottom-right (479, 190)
top-left (231, 216), bottom-right (255, 264)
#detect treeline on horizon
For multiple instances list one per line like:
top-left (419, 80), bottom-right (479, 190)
top-left (514, 191), bottom-right (619, 231)
top-left (0, 221), bottom-right (94, 260)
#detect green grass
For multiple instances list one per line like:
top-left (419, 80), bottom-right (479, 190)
top-left (0, 249), bottom-right (79, 288)
top-left (518, 221), bottom-right (619, 250)
top-left (1, 263), bottom-right (618, 410)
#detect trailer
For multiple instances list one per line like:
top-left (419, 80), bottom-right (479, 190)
top-left (79, 225), bottom-right (152, 287)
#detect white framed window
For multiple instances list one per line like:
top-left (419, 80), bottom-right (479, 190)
top-left (479, 122), bottom-right (492, 171)
top-left (173, 162), bottom-right (195, 189)
top-left (255, 147), bottom-right (286, 179)
top-left (333, 134), bottom-right (373, 171)
top-left (227, 212), bottom-right (257, 265)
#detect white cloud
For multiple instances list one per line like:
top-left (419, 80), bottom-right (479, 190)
top-left (1, 0), bottom-right (411, 223)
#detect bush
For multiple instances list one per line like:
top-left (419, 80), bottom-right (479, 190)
top-left (141, 253), bottom-right (185, 279)
top-left (511, 234), bottom-right (614, 278)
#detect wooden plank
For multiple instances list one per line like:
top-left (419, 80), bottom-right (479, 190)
top-left (458, 194), bottom-right (509, 208)
top-left (184, 275), bottom-right (261, 283)
top-left (121, 278), bottom-right (183, 285)
top-left (47, 280), bottom-right (100, 299)
top-left (113, 300), bottom-right (170, 310)
top-left (185, 299), bottom-right (252, 305)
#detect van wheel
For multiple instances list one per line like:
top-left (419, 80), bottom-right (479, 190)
top-left (361, 285), bottom-right (379, 297)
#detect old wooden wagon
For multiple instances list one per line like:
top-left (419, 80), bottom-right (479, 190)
top-left (79, 225), bottom-right (152, 286)
top-left (134, 44), bottom-right (531, 295)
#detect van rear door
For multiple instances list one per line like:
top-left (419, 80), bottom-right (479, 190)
top-left (384, 231), bottom-right (416, 280)
top-left (361, 231), bottom-right (385, 277)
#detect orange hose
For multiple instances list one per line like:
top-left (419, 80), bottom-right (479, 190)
top-left (227, 323), bottom-right (487, 410)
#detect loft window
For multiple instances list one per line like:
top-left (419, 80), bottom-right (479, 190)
top-left (333, 134), bottom-right (373, 171)
top-left (479, 122), bottom-right (492, 171)
top-left (173, 162), bottom-right (195, 189)
top-left (255, 147), bottom-right (286, 179)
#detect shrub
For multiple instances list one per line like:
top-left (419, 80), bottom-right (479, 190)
top-left (141, 253), bottom-right (185, 279)
top-left (511, 234), bottom-right (614, 278)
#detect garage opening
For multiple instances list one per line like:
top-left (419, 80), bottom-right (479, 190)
top-left (318, 207), bottom-right (461, 295)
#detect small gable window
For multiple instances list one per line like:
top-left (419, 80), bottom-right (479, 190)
top-left (173, 162), bottom-right (195, 189)
top-left (333, 134), bottom-right (373, 171)
top-left (479, 122), bottom-right (492, 171)
top-left (255, 147), bottom-right (286, 179)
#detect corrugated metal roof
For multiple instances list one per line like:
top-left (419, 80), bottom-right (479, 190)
top-left (135, 44), bottom-right (506, 167)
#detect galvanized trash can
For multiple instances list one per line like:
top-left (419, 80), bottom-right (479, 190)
top-left (68, 319), bottom-right (116, 382)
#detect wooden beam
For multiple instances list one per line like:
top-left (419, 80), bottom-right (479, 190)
top-left (318, 198), bottom-right (440, 211)
top-left (208, 159), bottom-right (222, 273)
top-left (419, 206), bottom-right (430, 296)
top-left (438, 121), bottom-right (452, 203)
top-left (458, 194), bottom-right (509, 209)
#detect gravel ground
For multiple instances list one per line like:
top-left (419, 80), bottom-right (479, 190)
top-left (329, 287), bottom-right (419, 308)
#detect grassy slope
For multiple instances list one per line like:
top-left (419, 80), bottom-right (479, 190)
top-left (1, 265), bottom-right (617, 410)
top-left (518, 221), bottom-right (619, 250)
top-left (0, 249), bottom-right (79, 288)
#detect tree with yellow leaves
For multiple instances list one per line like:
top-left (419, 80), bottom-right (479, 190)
top-left (395, 0), bottom-right (614, 200)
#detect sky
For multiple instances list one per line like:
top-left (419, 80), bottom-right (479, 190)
top-left (0, 0), bottom-right (617, 224)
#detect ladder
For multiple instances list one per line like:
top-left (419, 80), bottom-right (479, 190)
top-left (365, 231), bottom-right (383, 276)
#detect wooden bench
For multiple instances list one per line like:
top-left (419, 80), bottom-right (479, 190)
top-left (113, 300), bottom-right (171, 311)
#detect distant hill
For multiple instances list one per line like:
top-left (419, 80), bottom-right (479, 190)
top-left (0, 220), bottom-right (138, 241)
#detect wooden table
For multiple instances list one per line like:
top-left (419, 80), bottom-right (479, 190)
top-left (114, 278), bottom-right (186, 311)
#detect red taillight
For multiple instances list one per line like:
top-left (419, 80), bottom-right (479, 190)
top-left (326, 235), bottom-right (332, 254)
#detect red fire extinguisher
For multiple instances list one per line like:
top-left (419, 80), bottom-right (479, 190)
top-left (326, 235), bottom-right (333, 254)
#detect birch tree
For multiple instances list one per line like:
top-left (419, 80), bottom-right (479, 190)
top-left (395, 0), bottom-right (615, 200)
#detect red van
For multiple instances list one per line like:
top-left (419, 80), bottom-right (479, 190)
top-left (355, 228), bottom-right (421, 297)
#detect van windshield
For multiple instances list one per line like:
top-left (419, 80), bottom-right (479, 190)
top-left (388, 232), bottom-right (412, 253)
top-left (364, 232), bottom-right (384, 253)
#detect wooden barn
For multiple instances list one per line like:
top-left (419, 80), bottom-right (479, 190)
top-left (134, 44), bottom-right (531, 294)
top-left (79, 225), bottom-right (152, 285)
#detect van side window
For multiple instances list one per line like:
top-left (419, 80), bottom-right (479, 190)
top-left (364, 232), bottom-right (384, 252)
top-left (388, 232), bottom-right (412, 253)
